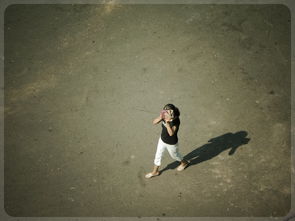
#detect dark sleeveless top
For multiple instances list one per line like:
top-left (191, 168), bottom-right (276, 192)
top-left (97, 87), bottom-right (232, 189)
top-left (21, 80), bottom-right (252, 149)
top-left (161, 118), bottom-right (180, 145)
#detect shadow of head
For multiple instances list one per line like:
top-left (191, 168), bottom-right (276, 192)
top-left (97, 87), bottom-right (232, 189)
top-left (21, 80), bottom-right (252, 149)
top-left (208, 131), bottom-right (250, 149)
top-left (224, 131), bottom-right (250, 155)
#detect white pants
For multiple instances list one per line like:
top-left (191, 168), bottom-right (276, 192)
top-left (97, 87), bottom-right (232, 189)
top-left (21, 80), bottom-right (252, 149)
top-left (154, 137), bottom-right (184, 166)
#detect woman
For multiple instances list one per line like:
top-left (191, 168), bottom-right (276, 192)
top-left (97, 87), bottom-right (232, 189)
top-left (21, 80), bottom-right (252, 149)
top-left (145, 104), bottom-right (189, 179)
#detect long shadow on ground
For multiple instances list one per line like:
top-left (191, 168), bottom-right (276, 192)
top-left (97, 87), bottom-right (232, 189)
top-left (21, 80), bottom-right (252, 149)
top-left (159, 131), bottom-right (250, 174)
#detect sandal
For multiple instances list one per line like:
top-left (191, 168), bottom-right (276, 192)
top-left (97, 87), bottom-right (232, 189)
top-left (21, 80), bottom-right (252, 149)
top-left (145, 172), bottom-right (159, 179)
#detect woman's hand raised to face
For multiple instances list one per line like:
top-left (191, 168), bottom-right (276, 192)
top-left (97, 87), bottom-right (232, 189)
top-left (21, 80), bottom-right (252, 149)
top-left (160, 110), bottom-right (173, 122)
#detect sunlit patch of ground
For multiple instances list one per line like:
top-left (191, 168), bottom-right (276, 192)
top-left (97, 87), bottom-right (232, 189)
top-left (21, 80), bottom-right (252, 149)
top-left (102, 0), bottom-right (122, 15)
top-left (5, 73), bottom-right (57, 116)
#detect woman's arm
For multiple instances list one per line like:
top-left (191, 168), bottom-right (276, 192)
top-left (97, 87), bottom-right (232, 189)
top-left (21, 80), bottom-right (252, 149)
top-left (153, 115), bottom-right (163, 125)
top-left (165, 120), bottom-right (177, 136)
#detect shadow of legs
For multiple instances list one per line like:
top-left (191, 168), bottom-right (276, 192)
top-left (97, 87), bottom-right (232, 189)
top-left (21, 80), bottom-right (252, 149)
top-left (159, 161), bottom-right (180, 174)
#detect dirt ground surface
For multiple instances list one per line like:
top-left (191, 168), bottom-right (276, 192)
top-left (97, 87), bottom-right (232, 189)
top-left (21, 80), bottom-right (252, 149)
top-left (3, 4), bottom-right (291, 217)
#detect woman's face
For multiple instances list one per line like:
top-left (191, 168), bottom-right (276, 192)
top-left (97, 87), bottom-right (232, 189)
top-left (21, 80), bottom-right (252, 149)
top-left (163, 109), bottom-right (174, 120)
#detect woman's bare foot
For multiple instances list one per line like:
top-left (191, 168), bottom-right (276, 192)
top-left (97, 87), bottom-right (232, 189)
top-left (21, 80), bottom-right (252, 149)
top-left (145, 171), bottom-right (160, 179)
top-left (177, 160), bottom-right (189, 171)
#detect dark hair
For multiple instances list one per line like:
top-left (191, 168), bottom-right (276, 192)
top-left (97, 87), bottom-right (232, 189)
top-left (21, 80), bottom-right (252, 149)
top-left (163, 103), bottom-right (180, 118)
top-left (174, 107), bottom-right (180, 117)
top-left (163, 103), bottom-right (175, 110)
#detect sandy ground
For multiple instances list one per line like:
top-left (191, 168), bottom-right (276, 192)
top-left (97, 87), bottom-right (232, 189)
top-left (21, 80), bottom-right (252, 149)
top-left (3, 4), bottom-right (291, 217)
